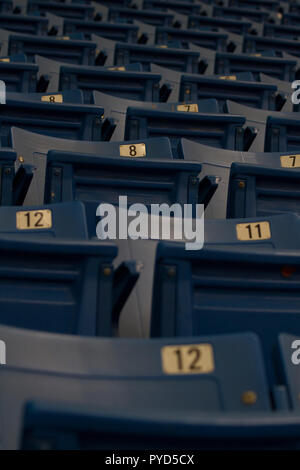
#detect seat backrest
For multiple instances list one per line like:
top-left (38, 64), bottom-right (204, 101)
top-left (227, 161), bottom-right (300, 217)
top-left (215, 51), bottom-right (297, 81)
top-left (11, 127), bottom-right (173, 205)
top-left (124, 107), bottom-right (246, 157)
top-left (0, 13), bottom-right (48, 35)
top-left (27, 0), bottom-right (94, 20)
top-left (151, 241), bottom-right (300, 384)
top-left (0, 236), bottom-right (117, 335)
top-left (179, 74), bottom-right (278, 110)
top-left (0, 324), bottom-right (272, 449)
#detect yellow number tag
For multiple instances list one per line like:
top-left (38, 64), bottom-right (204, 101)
top-left (0, 58), bottom-right (10, 62)
top-left (161, 344), bottom-right (214, 375)
top-left (41, 94), bottom-right (63, 103)
top-left (219, 75), bottom-right (236, 80)
top-left (157, 44), bottom-right (168, 48)
top-left (119, 143), bottom-right (146, 158)
top-left (16, 210), bottom-right (52, 230)
top-left (252, 53), bottom-right (262, 57)
top-left (280, 154), bottom-right (300, 168)
top-left (108, 66), bottom-right (125, 71)
top-left (59, 36), bottom-right (70, 40)
top-left (236, 221), bottom-right (271, 241)
top-left (177, 104), bottom-right (199, 112)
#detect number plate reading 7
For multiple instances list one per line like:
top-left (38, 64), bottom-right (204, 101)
top-left (161, 344), bottom-right (214, 374)
top-left (280, 155), bottom-right (300, 168)
top-left (16, 210), bottom-right (52, 230)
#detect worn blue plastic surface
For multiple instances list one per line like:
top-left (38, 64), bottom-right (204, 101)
top-left (265, 115), bottom-right (300, 152)
top-left (27, 0), bottom-right (94, 19)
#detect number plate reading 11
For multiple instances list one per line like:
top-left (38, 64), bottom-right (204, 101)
top-left (16, 210), bottom-right (52, 230)
top-left (236, 221), bottom-right (271, 241)
top-left (161, 344), bottom-right (214, 374)
top-left (119, 143), bottom-right (146, 158)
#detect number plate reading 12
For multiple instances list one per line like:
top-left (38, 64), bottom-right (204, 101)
top-left (161, 344), bottom-right (214, 374)
top-left (16, 210), bottom-right (52, 230)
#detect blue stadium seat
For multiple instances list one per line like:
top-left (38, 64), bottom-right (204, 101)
top-left (0, 236), bottom-right (123, 335)
top-left (0, 29), bottom-right (97, 65)
top-left (0, 324), bottom-right (281, 450)
top-left (93, 90), bottom-right (220, 139)
top-left (188, 15), bottom-right (252, 35)
top-left (265, 115), bottom-right (300, 152)
top-left (179, 74), bottom-right (279, 110)
top-left (27, 0), bottom-right (94, 19)
top-left (99, 5), bottom-right (174, 26)
top-left (155, 27), bottom-right (228, 51)
top-left (0, 148), bottom-right (33, 205)
top-left (0, 56), bottom-right (39, 92)
top-left (228, 0), bottom-right (280, 11)
top-left (181, 139), bottom-right (300, 218)
top-left (282, 12), bottom-right (300, 27)
top-left (150, 240), bottom-right (300, 386)
top-left (92, 35), bottom-right (201, 72)
top-left (263, 23), bottom-right (300, 41)
top-left (0, 13), bottom-right (48, 35)
top-left (124, 107), bottom-right (247, 156)
top-left (213, 5), bottom-right (270, 23)
top-left (214, 51), bottom-right (297, 81)
top-left (258, 73), bottom-right (293, 112)
top-left (21, 400), bottom-right (300, 449)
top-left (43, 149), bottom-right (205, 234)
top-left (0, 201), bottom-right (89, 238)
top-left (55, 17), bottom-right (139, 42)
top-left (243, 34), bottom-right (300, 59)
top-left (0, 95), bottom-right (108, 146)
top-left (142, 0), bottom-right (202, 15)
top-left (0, 0), bottom-right (12, 12)
top-left (227, 161), bottom-right (300, 217)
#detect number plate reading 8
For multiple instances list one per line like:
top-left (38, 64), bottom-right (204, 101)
top-left (41, 94), bottom-right (63, 103)
top-left (219, 75), bottom-right (236, 80)
top-left (177, 104), bottom-right (199, 112)
top-left (280, 155), bottom-right (300, 168)
top-left (236, 221), bottom-right (271, 241)
top-left (161, 344), bottom-right (214, 374)
top-left (16, 210), bottom-right (52, 230)
top-left (119, 143), bottom-right (146, 158)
